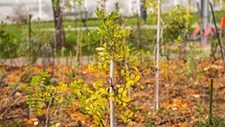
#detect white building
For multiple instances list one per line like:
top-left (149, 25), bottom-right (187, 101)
top-left (0, 0), bottom-right (52, 22)
top-left (0, 0), bottom-right (221, 22)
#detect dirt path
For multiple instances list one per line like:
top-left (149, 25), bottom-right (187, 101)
top-left (0, 56), bottom-right (95, 67)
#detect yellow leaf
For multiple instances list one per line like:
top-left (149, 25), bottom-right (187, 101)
top-left (129, 121), bottom-right (133, 126)
top-left (122, 90), bottom-right (127, 96)
top-left (134, 75), bottom-right (141, 82)
top-left (132, 66), bottom-right (139, 72)
top-left (130, 74), bottom-right (135, 79)
top-left (98, 52), bottom-right (104, 56)
top-left (118, 88), bottom-right (124, 94)
top-left (121, 70), bottom-right (125, 76)
top-left (96, 47), bottom-right (105, 51)
top-left (98, 64), bottom-right (103, 70)
top-left (126, 80), bottom-right (134, 88)
top-left (123, 102), bottom-right (127, 107)
top-left (125, 71), bottom-right (130, 77)
top-left (86, 87), bottom-right (94, 94)
top-left (109, 97), bottom-right (115, 101)
top-left (128, 111), bottom-right (133, 118)
top-left (88, 64), bottom-right (94, 72)
top-left (103, 63), bottom-right (107, 69)
top-left (120, 114), bottom-right (127, 123)
top-left (93, 83), bottom-right (98, 89)
top-left (96, 79), bottom-right (103, 87)
top-left (140, 85), bottom-right (144, 89)
top-left (78, 79), bottom-right (84, 83)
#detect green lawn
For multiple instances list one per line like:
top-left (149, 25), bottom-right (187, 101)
top-left (3, 10), bottom-right (225, 29)
top-left (0, 10), bottom-right (224, 58)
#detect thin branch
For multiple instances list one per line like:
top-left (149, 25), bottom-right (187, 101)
top-left (0, 96), bottom-right (22, 119)
top-left (45, 92), bottom-right (56, 127)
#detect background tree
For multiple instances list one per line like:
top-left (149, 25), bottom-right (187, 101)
top-left (52, 0), bottom-right (65, 48)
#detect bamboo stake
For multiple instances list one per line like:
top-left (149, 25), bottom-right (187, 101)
top-left (209, 78), bottom-right (213, 125)
top-left (209, 3), bottom-right (225, 68)
top-left (28, 14), bottom-right (32, 119)
top-left (75, 31), bottom-right (80, 76)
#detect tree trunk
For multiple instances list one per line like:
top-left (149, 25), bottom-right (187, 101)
top-left (52, 0), bottom-right (65, 48)
top-left (154, 0), bottom-right (161, 112)
top-left (201, 0), bottom-right (209, 44)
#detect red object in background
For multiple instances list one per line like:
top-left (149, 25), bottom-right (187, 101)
top-left (203, 26), bottom-right (217, 37)
top-left (221, 15), bottom-right (225, 28)
top-left (193, 27), bottom-right (201, 36)
top-left (193, 26), bottom-right (218, 37)
top-left (204, 26), bottom-right (212, 37)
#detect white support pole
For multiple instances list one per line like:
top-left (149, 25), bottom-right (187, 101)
top-left (154, 0), bottom-right (161, 112)
top-left (73, 1), bottom-right (76, 14)
top-left (174, 0), bottom-right (178, 5)
top-left (109, 58), bottom-right (115, 127)
top-left (201, 0), bottom-right (209, 44)
top-left (38, 0), bottom-right (42, 19)
top-left (220, 0), bottom-right (223, 10)
top-left (136, 0), bottom-right (140, 16)
top-left (84, 0), bottom-right (88, 10)
top-left (210, 0), bottom-right (213, 5)
top-left (129, 0), bottom-right (131, 15)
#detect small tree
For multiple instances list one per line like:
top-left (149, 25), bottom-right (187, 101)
top-left (86, 8), bottom-right (141, 126)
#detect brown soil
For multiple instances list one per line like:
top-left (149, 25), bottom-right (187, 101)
top-left (0, 59), bottom-right (224, 127)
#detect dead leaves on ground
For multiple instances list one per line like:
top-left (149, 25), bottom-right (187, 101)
top-left (0, 59), bottom-right (225, 126)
